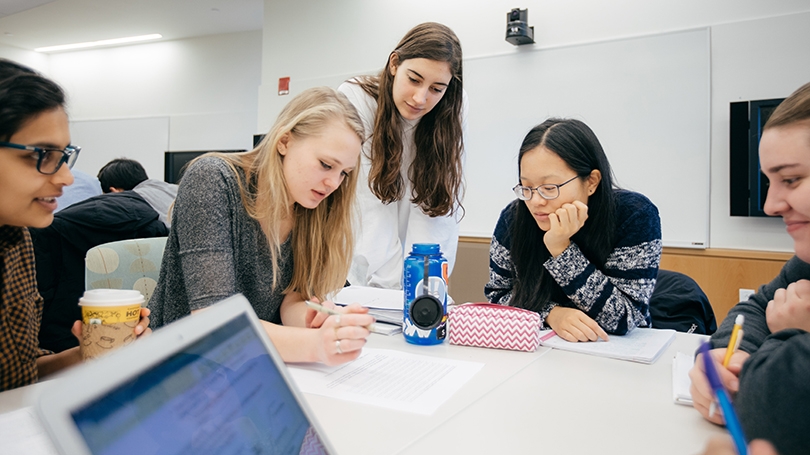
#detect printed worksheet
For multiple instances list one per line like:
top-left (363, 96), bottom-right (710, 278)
top-left (288, 349), bottom-right (483, 415)
top-left (0, 407), bottom-right (58, 455)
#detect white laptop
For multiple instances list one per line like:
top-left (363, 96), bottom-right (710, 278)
top-left (36, 294), bottom-right (334, 455)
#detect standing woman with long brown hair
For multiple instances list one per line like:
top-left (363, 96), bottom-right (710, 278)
top-left (338, 22), bottom-right (466, 289)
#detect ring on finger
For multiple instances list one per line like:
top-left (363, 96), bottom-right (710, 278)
top-left (336, 339), bottom-right (343, 355)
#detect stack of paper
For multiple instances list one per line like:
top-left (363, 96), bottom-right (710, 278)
top-left (288, 348), bottom-right (484, 415)
top-left (0, 407), bottom-right (58, 455)
top-left (335, 286), bottom-right (404, 335)
top-left (538, 328), bottom-right (676, 364)
top-left (368, 321), bottom-right (402, 336)
top-left (672, 352), bottom-right (695, 406)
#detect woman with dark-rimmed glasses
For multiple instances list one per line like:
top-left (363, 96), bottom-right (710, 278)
top-left (485, 118), bottom-right (662, 342)
top-left (0, 59), bottom-right (150, 391)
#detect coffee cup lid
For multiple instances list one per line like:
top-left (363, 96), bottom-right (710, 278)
top-left (79, 289), bottom-right (144, 306)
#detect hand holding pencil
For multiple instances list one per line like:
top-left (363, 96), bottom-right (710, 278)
top-left (711, 315), bottom-right (745, 417)
top-left (303, 298), bottom-right (376, 365)
top-left (305, 300), bottom-right (386, 334)
top-left (688, 315), bottom-right (750, 426)
top-left (699, 342), bottom-right (748, 455)
top-left (304, 298), bottom-right (366, 329)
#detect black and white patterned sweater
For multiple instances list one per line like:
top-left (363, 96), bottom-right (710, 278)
top-left (485, 190), bottom-right (662, 334)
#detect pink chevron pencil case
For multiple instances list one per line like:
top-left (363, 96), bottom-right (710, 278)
top-left (448, 303), bottom-right (541, 352)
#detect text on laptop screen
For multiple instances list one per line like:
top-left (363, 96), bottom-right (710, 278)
top-left (71, 314), bottom-right (328, 455)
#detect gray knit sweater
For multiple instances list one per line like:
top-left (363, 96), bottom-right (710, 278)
top-left (150, 156), bottom-right (293, 328)
top-left (710, 256), bottom-right (810, 455)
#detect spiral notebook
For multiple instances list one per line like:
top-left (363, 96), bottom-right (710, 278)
top-left (538, 328), bottom-right (676, 364)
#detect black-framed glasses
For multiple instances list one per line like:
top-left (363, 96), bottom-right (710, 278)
top-left (512, 175), bottom-right (580, 201)
top-left (0, 141), bottom-right (81, 175)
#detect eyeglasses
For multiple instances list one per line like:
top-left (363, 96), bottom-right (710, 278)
top-left (512, 175), bottom-right (580, 201)
top-left (0, 141), bottom-right (81, 175)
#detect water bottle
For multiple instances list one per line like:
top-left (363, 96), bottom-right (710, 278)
top-left (403, 243), bottom-right (448, 345)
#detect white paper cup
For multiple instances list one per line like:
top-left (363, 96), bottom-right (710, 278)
top-left (78, 289), bottom-right (144, 360)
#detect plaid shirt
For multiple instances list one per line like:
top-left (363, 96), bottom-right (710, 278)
top-left (1, 225), bottom-right (51, 391)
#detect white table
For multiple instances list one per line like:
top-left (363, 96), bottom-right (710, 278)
top-left (305, 332), bottom-right (724, 455)
top-left (0, 378), bottom-right (56, 415)
top-left (0, 332), bottom-right (724, 455)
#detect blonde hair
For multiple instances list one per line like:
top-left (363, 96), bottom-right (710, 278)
top-left (205, 87), bottom-right (363, 300)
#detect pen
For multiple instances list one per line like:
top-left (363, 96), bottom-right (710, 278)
top-left (540, 330), bottom-right (557, 342)
top-left (699, 342), bottom-right (748, 455)
top-left (305, 300), bottom-right (386, 335)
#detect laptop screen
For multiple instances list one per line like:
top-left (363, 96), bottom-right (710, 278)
top-left (70, 314), bottom-right (328, 455)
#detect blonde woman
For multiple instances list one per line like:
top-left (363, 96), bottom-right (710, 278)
top-left (150, 87), bottom-right (374, 366)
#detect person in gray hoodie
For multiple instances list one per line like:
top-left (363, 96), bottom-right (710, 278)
top-left (97, 157), bottom-right (178, 226)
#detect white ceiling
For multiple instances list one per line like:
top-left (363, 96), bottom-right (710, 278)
top-left (0, 0), bottom-right (263, 52)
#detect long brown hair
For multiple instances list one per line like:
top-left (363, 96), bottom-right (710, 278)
top-left (203, 87), bottom-right (363, 300)
top-left (353, 22), bottom-right (464, 217)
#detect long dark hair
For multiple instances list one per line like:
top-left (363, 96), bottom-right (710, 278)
top-left (510, 118), bottom-right (617, 312)
top-left (0, 59), bottom-right (66, 142)
top-left (353, 22), bottom-right (464, 217)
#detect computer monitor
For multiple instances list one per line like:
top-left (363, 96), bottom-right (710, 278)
top-left (164, 150), bottom-right (245, 184)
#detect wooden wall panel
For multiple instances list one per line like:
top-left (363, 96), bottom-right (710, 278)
top-left (449, 239), bottom-right (490, 304)
top-left (451, 238), bottom-right (793, 325)
top-left (659, 248), bottom-right (792, 322)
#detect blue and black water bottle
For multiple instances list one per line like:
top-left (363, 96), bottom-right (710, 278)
top-left (403, 243), bottom-right (448, 345)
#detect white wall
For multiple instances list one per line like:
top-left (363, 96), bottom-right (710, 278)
top-left (44, 31), bottom-right (262, 179)
top-left (0, 43), bottom-right (49, 73)
top-left (260, 0), bottom-right (810, 252)
top-left (3, 2), bottom-right (808, 252)
top-left (709, 12), bottom-right (810, 252)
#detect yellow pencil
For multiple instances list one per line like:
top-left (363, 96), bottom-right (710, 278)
top-left (723, 314), bottom-right (745, 367)
top-left (711, 314), bottom-right (745, 417)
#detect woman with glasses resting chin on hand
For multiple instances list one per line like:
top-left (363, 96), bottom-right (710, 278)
top-left (485, 118), bottom-right (662, 342)
top-left (0, 59), bottom-right (150, 391)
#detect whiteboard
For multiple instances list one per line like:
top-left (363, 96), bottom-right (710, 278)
top-left (69, 117), bottom-right (170, 181)
top-left (262, 28), bottom-right (710, 247)
top-left (460, 28), bottom-right (710, 247)
top-left (68, 112), bottom-right (255, 182)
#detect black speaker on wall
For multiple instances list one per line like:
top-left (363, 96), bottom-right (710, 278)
top-left (729, 97), bottom-right (784, 217)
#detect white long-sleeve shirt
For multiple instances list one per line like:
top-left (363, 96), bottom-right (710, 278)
top-left (338, 81), bottom-right (467, 289)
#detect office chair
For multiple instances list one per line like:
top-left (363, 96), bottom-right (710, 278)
top-left (649, 269), bottom-right (717, 335)
top-left (85, 237), bottom-right (168, 307)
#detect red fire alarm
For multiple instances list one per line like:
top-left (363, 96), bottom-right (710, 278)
top-left (278, 77), bottom-right (290, 95)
